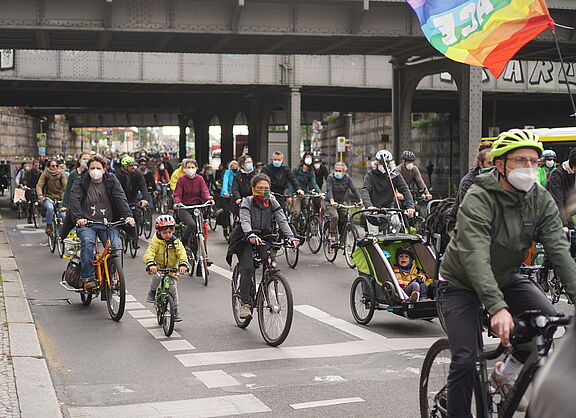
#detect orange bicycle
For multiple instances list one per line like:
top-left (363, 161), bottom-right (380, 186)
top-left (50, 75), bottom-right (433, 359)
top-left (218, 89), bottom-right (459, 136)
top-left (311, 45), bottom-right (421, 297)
top-left (60, 220), bottom-right (127, 321)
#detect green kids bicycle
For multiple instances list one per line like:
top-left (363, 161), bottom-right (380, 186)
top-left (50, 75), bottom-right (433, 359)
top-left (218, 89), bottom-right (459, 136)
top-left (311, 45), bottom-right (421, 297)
top-left (154, 268), bottom-right (179, 336)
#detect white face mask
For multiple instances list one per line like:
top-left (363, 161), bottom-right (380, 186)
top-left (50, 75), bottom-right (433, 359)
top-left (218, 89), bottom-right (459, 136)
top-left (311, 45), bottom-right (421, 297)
top-left (405, 163), bottom-right (414, 171)
top-left (377, 164), bottom-right (387, 174)
top-left (89, 169), bottom-right (103, 181)
top-left (545, 160), bottom-right (555, 168)
top-left (304, 157), bottom-right (312, 166)
top-left (313, 163), bottom-right (321, 170)
top-left (184, 168), bottom-right (196, 177)
top-left (507, 167), bottom-right (538, 192)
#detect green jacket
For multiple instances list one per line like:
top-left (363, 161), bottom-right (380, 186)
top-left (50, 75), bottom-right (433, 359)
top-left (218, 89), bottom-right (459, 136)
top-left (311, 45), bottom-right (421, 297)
top-left (537, 165), bottom-right (555, 187)
top-left (440, 170), bottom-right (576, 315)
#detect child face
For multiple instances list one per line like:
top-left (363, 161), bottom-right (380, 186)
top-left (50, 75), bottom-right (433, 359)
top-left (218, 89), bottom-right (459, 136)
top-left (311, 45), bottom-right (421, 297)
top-left (159, 227), bottom-right (174, 240)
top-left (398, 253), bottom-right (411, 267)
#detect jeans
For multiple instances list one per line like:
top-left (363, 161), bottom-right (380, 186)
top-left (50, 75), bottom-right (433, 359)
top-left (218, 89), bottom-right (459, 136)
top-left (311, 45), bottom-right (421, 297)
top-left (43, 199), bottom-right (64, 226)
top-left (76, 225), bottom-right (120, 280)
top-left (440, 276), bottom-right (556, 418)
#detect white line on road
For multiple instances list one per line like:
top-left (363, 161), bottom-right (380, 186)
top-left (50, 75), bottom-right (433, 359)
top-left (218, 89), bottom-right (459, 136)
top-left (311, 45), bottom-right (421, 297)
top-left (137, 318), bottom-right (160, 328)
top-left (125, 295), bottom-right (137, 302)
top-left (290, 397), bottom-right (365, 410)
top-left (125, 301), bottom-right (146, 310)
top-left (128, 310), bottom-right (156, 319)
top-left (209, 264), bottom-right (232, 280)
top-left (147, 327), bottom-right (181, 339)
top-left (160, 340), bottom-right (196, 351)
top-left (192, 370), bottom-right (241, 388)
top-left (67, 394), bottom-right (270, 417)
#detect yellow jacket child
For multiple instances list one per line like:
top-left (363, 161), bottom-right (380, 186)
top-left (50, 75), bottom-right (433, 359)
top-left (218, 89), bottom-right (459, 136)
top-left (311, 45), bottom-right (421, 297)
top-left (143, 233), bottom-right (188, 274)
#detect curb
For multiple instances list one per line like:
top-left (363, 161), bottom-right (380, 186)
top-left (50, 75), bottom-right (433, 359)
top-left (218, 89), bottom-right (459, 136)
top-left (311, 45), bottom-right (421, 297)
top-left (0, 214), bottom-right (62, 418)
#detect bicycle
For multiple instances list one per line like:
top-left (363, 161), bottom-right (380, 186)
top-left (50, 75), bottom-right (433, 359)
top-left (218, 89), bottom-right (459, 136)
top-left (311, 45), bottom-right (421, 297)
top-left (140, 203), bottom-right (153, 239)
top-left (122, 203), bottom-right (143, 259)
top-left (154, 268), bottom-right (181, 337)
top-left (175, 202), bottom-right (211, 286)
top-left (419, 310), bottom-right (572, 418)
top-left (321, 203), bottom-right (361, 267)
top-left (272, 193), bottom-right (301, 269)
top-left (231, 233), bottom-right (294, 346)
top-left (46, 198), bottom-right (65, 257)
top-left (154, 182), bottom-right (170, 215)
top-left (59, 220), bottom-right (127, 321)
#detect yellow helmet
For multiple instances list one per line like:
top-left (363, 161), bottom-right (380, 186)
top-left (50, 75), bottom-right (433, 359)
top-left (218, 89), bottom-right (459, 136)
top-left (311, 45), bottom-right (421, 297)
top-left (490, 129), bottom-right (543, 162)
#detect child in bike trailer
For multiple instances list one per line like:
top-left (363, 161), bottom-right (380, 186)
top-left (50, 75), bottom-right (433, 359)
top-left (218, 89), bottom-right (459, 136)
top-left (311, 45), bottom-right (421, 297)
top-left (391, 247), bottom-right (436, 301)
top-left (143, 215), bottom-right (189, 322)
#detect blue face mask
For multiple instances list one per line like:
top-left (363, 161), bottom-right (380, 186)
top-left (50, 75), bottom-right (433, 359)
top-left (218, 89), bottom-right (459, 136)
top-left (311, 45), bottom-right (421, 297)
top-left (245, 163), bottom-right (254, 172)
top-left (334, 172), bottom-right (344, 180)
top-left (80, 160), bottom-right (88, 169)
top-left (272, 161), bottom-right (282, 168)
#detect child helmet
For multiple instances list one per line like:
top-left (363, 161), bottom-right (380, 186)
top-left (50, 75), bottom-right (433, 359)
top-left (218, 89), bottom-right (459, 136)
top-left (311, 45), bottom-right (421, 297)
top-left (155, 214), bottom-right (176, 229)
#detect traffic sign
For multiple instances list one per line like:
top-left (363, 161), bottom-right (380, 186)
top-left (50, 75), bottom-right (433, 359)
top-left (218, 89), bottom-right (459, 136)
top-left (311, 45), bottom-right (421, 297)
top-left (337, 136), bottom-right (346, 152)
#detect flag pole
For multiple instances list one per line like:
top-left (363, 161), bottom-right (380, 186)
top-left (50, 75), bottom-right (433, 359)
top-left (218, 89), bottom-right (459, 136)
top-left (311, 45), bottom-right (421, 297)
top-left (552, 29), bottom-right (576, 118)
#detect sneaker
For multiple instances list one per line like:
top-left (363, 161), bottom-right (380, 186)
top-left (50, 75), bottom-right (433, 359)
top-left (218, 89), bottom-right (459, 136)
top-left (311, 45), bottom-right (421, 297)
top-left (240, 303), bottom-right (252, 319)
top-left (146, 290), bottom-right (156, 303)
top-left (174, 308), bottom-right (183, 322)
top-left (83, 278), bottom-right (98, 291)
top-left (409, 290), bottom-right (420, 302)
top-left (489, 362), bottom-right (529, 411)
top-left (45, 224), bottom-right (53, 235)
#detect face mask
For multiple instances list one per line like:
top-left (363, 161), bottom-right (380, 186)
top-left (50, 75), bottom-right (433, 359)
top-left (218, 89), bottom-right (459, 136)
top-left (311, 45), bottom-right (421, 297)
top-left (252, 187), bottom-right (271, 200)
top-left (272, 161), bottom-right (282, 168)
top-left (184, 168), bottom-right (197, 177)
top-left (304, 157), bottom-right (312, 166)
top-left (159, 164), bottom-right (165, 170)
top-left (24, 166), bottom-right (30, 171)
top-left (89, 169), bottom-right (103, 181)
top-left (244, 163), bottom-right (253, 172)
top-left (405, 163), bottom-right (414, 171)
top-left (378, 164), bottom-right (387, 174)
top-left (80, 160), bottom-right (88, 169)
top-left (334, 172), bottom-right (344, 180)
top-left (545, 160), bottom-right (555, 168)
top-left (232, 168), bottom-right (238, 173)
top-left (507, 167), bottom-right (538, 192)
top-left (314, 163), bottom-right (321, 170)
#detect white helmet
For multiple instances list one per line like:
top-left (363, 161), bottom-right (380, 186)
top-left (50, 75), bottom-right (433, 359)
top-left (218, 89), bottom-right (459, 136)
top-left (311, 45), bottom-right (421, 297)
top-left (375, 149), bottom-right (394, 164)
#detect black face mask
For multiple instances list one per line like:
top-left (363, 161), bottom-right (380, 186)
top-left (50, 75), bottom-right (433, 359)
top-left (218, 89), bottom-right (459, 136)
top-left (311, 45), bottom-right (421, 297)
top-left (232, 168), bottom-right (238, 173)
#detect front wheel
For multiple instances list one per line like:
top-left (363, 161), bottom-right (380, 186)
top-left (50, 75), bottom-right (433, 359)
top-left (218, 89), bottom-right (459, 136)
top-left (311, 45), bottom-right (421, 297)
top-left (143, 208), bottom-right (153, 239)
top-left (322, 221), bottom-right (338, 263)
top-left (307, 215), bottom-right (322, 254)
top-left (56, 224), bottom-right (65, 258)
top-left (343, 224), bottom-right (357, 269)
top-left (350, 275), bottom-right (375, 325)
top-left (162, 294), bottom-right (176, 337)
top-left (48, 222), bottom-right (56, 253)
top-left (208, 206), bottom-right (218, 231)
top-left (198, 234), bottom-right (209, 286)
top-left (231, 265), bottom-right (251, 328)
top-left (257, 272), bottom-right (293, 346)
top-left (32, 203), bottom-right (40, 229)
top-left (285, 224), bottom-right (299, 269)
top-left (129, 235), bottom-right (138, 258)
top-left (105, 258), bottom-right (126, 321)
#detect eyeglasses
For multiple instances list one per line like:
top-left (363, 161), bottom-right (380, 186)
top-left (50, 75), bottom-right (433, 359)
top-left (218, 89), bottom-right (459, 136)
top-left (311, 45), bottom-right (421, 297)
top-left (254, 186), bottom-right (270, 191)
top-left (49, 164), bottom-right (57, 168)
top-left (507, 157), bottom-right (539, 167)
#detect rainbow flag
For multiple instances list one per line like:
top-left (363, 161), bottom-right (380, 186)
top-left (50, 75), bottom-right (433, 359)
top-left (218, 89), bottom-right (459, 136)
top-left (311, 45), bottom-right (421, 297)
top-left (407, 0), bottom-right (555, 78)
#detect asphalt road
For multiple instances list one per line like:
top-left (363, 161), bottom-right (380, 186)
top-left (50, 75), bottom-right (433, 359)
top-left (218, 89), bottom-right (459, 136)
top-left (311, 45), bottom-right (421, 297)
top-left (5, 200), bottom-right (566, 417)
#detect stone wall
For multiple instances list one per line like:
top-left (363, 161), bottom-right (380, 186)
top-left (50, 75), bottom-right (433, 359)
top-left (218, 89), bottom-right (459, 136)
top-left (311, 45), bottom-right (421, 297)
top-left (0, 109), bottom-right (38, 160)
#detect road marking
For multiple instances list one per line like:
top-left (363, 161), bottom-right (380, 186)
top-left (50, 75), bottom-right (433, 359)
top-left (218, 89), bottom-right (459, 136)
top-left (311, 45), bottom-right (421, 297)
top-left (290, 397), bottom-right (365, 410)
top-left (137, 318), bottom-right (159, 328)
top-left (125, 301), bottom-right (146, 310)
top-left (21, 230), bottom-right (45, 234)
top-left (125, 295), bottom-right (137, 302)
top-left (67, 394), bottom-right (270, 417)
top-left (160, 340), bottom-right (195, 351)
top-left (209, 264), bottom-right (232, 280)
top-left (128, 310), bottom-right (156, 319)
top-left (147, 327), bottom-right (181, 339)
top-left (192, 370), bottom-right (240, 388)
top-left (294, 305), bottom-right (385, 341)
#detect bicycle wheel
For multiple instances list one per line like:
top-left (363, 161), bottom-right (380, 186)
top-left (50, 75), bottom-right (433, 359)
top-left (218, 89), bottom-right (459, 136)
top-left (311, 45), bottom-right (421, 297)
top-left (350, 275), bottom-right (375, 325)
top-left (32, 203), bottom-right (39, 229)
top-left (56, 222), bottom-right (65, 258)
top-left (129, 236), bottom-right (138, 258)
top-left (198, 234), bottom-right (209, 286)
top-left (284, 224), bottom-right (299, 268)
top-left (209, 206), bottom-right (218, 231)
top-left (322, 221), bottom-right (338, 262)
top-left (162, 294), bottom-right (176, 337)
top-left (307, 215), bottom-right (322, 254)
top-left (231, 265), bottom-right (251, 328)
top-left (105, 257), bottom-right (126, 321)
top-left (143, 208), bottom-right (153, 239)
top-left (48, 220), bottom-right (56, 253)
top-left (257, 272), bottom-right (293, 346)
top-left (343, 224), bottom-right (357, 269)
top-left (436, 288), bottom-right (447, 333)
top-left (80, 292), bottom-right (92, 306)
top-left (121, 231), bottom-right (128, 254)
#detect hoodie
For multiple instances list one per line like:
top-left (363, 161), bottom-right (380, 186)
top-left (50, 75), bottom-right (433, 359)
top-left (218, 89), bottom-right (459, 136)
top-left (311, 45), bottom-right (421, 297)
top-left (440, 170), bottom-right (576, 315)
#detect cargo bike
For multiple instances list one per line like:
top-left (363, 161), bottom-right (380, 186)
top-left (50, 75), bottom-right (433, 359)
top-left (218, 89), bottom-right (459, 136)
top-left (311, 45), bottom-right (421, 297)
top-left (349, 208), bottom-right (439, 325)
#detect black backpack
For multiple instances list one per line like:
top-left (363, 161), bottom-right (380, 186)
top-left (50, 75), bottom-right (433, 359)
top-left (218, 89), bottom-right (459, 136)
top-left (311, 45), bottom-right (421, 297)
top-left (423, 198), bottom-right (455, 255)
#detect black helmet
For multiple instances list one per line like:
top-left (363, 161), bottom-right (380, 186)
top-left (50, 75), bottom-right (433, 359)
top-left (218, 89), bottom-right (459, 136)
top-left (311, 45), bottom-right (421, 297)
top-left (313, 155), bottom-right (322, 163)
top-left (137, 157), bottom-right (147, 164)
top-left (401, 151), bottom-right (416, 161)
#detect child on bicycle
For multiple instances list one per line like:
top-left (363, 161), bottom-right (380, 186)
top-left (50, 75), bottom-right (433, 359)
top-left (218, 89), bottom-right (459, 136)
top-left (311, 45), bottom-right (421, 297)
top-left (143, 215), bottom-right (189, 322)
top-left (392, 247), bottom-right (435, 301)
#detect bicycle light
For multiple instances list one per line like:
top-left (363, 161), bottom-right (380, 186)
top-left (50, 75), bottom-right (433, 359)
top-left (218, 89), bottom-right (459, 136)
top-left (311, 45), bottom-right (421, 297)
top-left (271, 260), bottom-right (277, 268)
top-left (194, 208), bottom-right (201, 217)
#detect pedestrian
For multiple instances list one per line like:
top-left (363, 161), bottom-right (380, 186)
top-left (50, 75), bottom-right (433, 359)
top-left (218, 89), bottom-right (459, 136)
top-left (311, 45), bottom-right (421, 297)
top-left (426, 161), bottom-right (434, 187)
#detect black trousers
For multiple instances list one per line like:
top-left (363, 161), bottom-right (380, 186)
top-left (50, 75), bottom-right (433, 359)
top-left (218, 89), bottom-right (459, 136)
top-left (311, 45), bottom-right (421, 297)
top-left (440, 276), bottom-right (556, 418)
top-left (176, 209), bottom-right (197, 249)
top-left (237, 244), bottom-right (269, 305)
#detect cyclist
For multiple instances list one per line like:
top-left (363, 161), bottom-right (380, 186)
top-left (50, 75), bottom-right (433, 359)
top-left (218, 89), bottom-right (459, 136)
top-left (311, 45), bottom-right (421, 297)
top-left (173, 159), bottom-right (214, 247)
top-left (200, 164), bottom-right (217, 194)
top-left (138, 157), bottom-right (156, 209)
top-left (232, 155), bottom-right (256, 208)
top-left (219, 160), bottom-right (239, 230)
top-left (537, 149), bottom-right (557, 187)
top-left (162, 155), bottom-right (174, 176)
top-left (255, 161), bottom-right (264, 174)
top-left (313, 156), bottom-right (329, 190)
top-left (439, 129), bottom-right (576, 417)
top-left (67, 156), bottom-right (135, 291)
top-left (169, 162), bottom-right (185, 192)
top-left (261, 151), bottom-right (303, 209)
top-left (361, 150), bottom-right (414, 217)
top-left (14, 162), bottom-right (28, 188)
top-left (144, 214), bottom-right (188, 322)
top-left (155, 160), bottom-right (171, 186)
top-left (36, 159), bottom-right (67, 235)
top-left (62, 152), bottom-right (91, 210)
top-left (324, 161), bottom-right (362, 243)
top-left (226, 173), bottom-right (299, 319)
top-left (116, 155), bottom-right (149, 248)
top-left (288, 152), bottom-right (322, 223)
top-left (547, 148), bottom-right (576, 232)
top-left (398, 150), bottom-right (432, 200)
top-left (21, 160), bottom-right (42, 224)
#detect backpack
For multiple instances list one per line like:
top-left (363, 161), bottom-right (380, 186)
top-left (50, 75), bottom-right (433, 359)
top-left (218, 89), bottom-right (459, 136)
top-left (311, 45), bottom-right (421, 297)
top-left (215, 208), bottom-right (227, 226)
top-left (62, 259), bottom-right (83, 289)
top-left (423, 198), bottom-right (455, 255)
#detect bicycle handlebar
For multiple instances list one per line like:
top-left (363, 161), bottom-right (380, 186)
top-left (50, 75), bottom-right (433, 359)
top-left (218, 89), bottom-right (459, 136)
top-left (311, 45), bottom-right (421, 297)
top-left (350, 207), bottom-right (406, 220)
top-left (175, 202), bottom-right (212, 210)
top-left (83, 219), bottom-right (128, 228)
top-left (337, 203), bottom-right (362, 209)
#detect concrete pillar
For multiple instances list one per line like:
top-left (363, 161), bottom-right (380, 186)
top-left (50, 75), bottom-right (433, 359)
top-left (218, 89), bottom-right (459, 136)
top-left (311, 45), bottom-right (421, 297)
top-left (193, 115), bottom-right (210, 168)
top-left (391, 63), bottom-right (416, 161)
top-left (288, 86), bottom-right (302, 167)
top-left (457, 66), bottom-right (483, 175)
top-left (247, 98), bottom-right (270, 163)
top-left (220, 113), bottom-right (235, 165)
top-left (178, 114), bottom-right (188, 162)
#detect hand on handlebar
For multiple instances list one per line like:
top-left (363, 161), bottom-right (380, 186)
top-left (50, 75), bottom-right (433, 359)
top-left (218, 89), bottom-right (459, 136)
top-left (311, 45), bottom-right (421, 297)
top-left (406, 208), bottom-right (415, 219)
top-left (395, 192), bottom-right (404, 201)
top-left (330, 200), bottom-right (338, 208)
top-left (563, 226), bottom-right (570, 233)
top-left (148, 265), bottom-right (158, 275)
top-left (297, 189), bottom-right (305, 196)
top-left (179, 265), bottom-right (188, 275)
top-left (290, 238), bottom-right (300, 248)
top-left (367, 206), bottom-right (378, 210)
top-left (208, 199), bottom-right (215, 206)
top-left (126, 217), bottom-right (136, 227)
top-left (140, 200), bottom-right (148, 208)
top-left (491, 308), bottom-right (515, 347)
top-left (425, 193), bottom-right (433, 200)
top-left (249, 236), bottom-right (263, 245)
top-left (76, 218), bottom-right (88, 227)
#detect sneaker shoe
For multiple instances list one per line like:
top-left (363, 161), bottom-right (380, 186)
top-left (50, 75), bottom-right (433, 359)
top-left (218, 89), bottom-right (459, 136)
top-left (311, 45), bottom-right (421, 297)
top-left (240, 303), bottom-right (252, 319)
top-left (146, 290), bottom-right (156, 303)
top-left (83, 278), bottom-right (98, 291)
top-left (174, 308), bottom-right (183, 322)
top-left (489, 362), bottom-right (529, 411)
top-left (409, 290), bottom-right (420, 302)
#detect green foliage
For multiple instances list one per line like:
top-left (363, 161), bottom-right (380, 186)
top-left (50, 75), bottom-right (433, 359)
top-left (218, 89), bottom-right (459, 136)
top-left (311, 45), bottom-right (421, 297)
top-left (413, 113), bottom-right (449, 129)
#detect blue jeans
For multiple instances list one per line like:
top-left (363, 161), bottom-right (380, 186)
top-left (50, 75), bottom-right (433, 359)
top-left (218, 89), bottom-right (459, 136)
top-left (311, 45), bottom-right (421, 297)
top-left (43, 199), bottom-right (64, 226)
top-left (76, 225), bottom-right (120, 280)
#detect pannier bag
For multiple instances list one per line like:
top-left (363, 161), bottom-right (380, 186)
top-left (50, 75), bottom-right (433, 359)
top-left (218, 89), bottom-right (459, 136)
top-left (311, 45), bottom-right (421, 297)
top-left (62, 259), bottom-right (83, 289)
top-left (423, 198), bottom-right (455, 254)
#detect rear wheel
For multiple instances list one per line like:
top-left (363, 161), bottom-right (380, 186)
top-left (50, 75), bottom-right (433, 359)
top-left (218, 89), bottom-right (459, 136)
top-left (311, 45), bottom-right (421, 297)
top-left (143, 207), bottom-right (153, 239)
top-left (285, 224), bottom-right (299, 268)
top-left (17, 202), bottom-right (23, 219)
top-left (198, 234), bottom-right (209, 286)
top-left (129, 235), bottom-right (138, 258)
top-left (343, 224), bottom-right (357, 269)
top-left (307, 215), bottom-right (322, 254)
top-left (209, 206), bottom-right (218, 231)
top-left (231, 265), bottom-right (251, 328)
top-left (350, 275), bottom-right (375, 325)
top-left (56, 222), bottom-right (65, 258)
top-left (257, 272), bottom-right (293, 346)
top-left (32, 203), bottom-right (39, 229)
top-left (105, 258), bottom-right (126, 321)
top-left (436, 287), bottom-right (447, 333)
top-left (322, 221), bottom-right (338, 262)
top-left (162, 294), bottom-right (176, 337)
top-left (48, 218), bottom-right (56, 253)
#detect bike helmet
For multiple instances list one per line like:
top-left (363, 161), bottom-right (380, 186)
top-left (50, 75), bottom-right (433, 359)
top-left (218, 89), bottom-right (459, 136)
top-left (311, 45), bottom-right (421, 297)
top-left (137, 157), bottom-right (147, 164)
top-left (375, 149), bottom-right (394, 164)
top-left (401, 150), bottom-right (416, 161)
top-left (121, 155), bottom-right (136, 166)
top-left (542, 149), bottom-right (556, 159)
top-left (490, 129), bottom-right (543, 162)
top-left (155, 214), bottom-right (176, 229)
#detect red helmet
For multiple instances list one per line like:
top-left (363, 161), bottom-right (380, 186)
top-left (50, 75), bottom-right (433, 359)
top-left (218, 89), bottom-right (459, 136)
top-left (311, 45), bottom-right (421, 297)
top-left (155, 215), bottom-right (176, 229)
